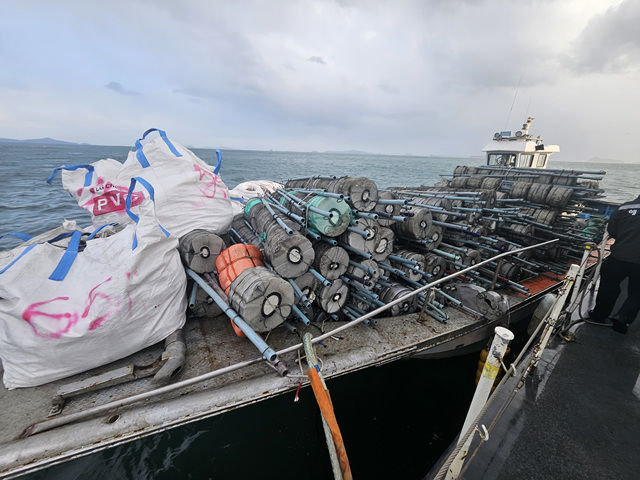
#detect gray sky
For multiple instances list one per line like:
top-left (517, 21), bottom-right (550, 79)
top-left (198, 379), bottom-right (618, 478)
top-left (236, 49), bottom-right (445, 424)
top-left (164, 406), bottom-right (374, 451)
top-left (1, 0), bottom-right (638, 161)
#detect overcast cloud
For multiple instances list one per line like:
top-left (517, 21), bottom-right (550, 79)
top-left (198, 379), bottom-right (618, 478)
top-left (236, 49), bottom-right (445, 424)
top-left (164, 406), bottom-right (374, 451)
top-left (0, 0), bottom-right (638, 162)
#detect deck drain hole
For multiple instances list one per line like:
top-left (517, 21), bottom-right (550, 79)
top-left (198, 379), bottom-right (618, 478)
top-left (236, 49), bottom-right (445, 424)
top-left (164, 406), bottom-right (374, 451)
top-left (106, 414), bottom-right (120, 424)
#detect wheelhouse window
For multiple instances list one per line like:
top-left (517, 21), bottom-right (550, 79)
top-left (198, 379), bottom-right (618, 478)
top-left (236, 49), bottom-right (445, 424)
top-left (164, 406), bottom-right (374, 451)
top-left (536, 153), bottom-right (547, 167)
top-left (487, 153), bottom-right (516, 167)
top-left (518, 154), bottom-right (533, 167)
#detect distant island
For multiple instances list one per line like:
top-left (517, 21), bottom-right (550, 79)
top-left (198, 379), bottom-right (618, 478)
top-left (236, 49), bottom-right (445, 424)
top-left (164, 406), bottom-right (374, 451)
top-left (585, 156), bottom-right (630, 164)
top-left (322, 149), bottom-right (373, 155)
top-left (0, 137), bottom-right (87, 145)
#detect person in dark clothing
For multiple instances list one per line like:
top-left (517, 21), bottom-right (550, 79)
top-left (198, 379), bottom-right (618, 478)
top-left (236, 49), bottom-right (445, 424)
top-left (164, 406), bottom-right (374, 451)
top-left (590, 194), bottom-right (640, 333)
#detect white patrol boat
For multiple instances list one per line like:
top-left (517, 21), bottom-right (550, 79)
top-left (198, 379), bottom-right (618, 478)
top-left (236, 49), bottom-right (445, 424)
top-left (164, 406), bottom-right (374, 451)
top-left (483, 117), bottom-right (559, 169)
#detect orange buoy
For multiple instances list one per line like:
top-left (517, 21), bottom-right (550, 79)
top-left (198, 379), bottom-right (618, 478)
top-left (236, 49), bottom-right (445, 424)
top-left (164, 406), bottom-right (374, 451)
top-left (216, 243), bottom-right (264, 292)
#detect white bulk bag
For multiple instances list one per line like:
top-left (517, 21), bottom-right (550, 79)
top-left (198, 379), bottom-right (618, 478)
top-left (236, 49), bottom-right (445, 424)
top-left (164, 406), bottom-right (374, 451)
top-left (117, 128), bottom-right (233, 237)
top-left (229, 180), bottom-right (284, 217)
top-left (46, 159), bottom-right (142, 228)
top-left (0, 177), bottom-right (187, 388)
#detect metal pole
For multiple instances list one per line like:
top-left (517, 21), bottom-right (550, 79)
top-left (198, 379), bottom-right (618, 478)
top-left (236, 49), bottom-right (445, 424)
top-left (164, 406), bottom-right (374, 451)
top-left (188, 282), bottom-right (198, 309)
top-left (568, 244), bottom-right (593, 308)
top-left (445, 327), bottom-right (514, 479)
top-left (591, 232), bottom-right (609, 293)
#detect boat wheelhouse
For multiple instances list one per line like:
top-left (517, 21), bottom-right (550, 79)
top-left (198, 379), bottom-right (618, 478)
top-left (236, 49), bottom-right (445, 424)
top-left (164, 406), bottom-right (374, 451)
top-left (483, 117), bottom-right (559, 169)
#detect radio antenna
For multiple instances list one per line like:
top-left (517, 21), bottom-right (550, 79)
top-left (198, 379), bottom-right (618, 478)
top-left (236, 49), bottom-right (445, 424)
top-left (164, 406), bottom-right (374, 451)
top-left (505, 73), bottom-right (524, 129)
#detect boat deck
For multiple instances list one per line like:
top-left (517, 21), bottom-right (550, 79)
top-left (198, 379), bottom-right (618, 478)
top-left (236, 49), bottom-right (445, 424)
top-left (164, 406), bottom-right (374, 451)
top-left (451, 281), bottom-right (640, 479)
top-left (0, 267), bottom-right (563, 478)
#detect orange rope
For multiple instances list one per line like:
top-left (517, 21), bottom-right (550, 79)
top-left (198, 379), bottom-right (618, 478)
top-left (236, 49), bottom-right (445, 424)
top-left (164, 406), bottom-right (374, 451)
top-left (307, 367), bottom-right (353, 480)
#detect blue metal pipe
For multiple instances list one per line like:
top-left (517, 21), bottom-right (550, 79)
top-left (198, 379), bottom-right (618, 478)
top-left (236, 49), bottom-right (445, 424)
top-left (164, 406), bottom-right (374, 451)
top-left (388, 254), bottom-right (419, 266)
top-left (288, 279), bottom-right (312, 308)
top-left (305, 229), bottom-right (321, 240)
top-left (288, 175), bottom-right (337, 182)
top-left (438, 242), bottom-right (468, 253)
top-left (277, 188), bottom-right (307, 208)
top-left (294, 188), bottom-right (344, 200)
top-left (308, 205), bottom-right (334, 218)
top-left (186, 269), bottom-right (278, 363)
top-left (261, 199), bottom-right (294, 235)
top-left (351, 290), bottom-right (385, 307)
top-left (342, 308), bottom-right (357, 320)
top-left (292, 304), bottom-right (311, 325)
top-left (406, 202), bottom-right (466, 218)
top-left (432, 248), bottom-right (461, 261)
top-left (428, 302), bottom-right (449, 320)
top-left (283, 321), bottom-right (298, 333)
top-left (188, 282), bottom-right (198, 309)
top-left (309, 268), bottom-right (332, 287)
top-left (339, 242), bottom-right (373, 259)
top-left (347, 304), bottom-right (366, 316)
top-left (404, 238), bottom-right (434, 246)
top-left (433, 220), bottom-right (470, 231)
top-left (348, 259), bottom-right (377, 275)
top-left (230, 228), bottom-right (245, 244)
top-left (353, 211), bottom-right (379, 220)
top-left (342, 272), bottom-right (372, 286)
top-left (479, 235), bottom-right (499, 244)
top-left (376, 198), bottom-right (409, 205)
top-left (434, 289), bottom-right (462, 306)
top-left (404, 264), bottom-right (433, 279)
top-left (320, 235), bottom-right (338, 246)
top-left (341, 276), bottom-right (379, 298)
top-left (347, 226), bottom-right (369, 238)
top-left (375, 211), bottom-right (407, 222)
top-left (265, 196), bottom-right (306, 225)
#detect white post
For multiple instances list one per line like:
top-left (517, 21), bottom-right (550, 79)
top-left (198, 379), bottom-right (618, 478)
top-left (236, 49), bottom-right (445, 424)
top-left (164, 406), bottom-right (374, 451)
top-left (591, 232), bottom-right (609, 294)
top-left (446, 326), bottom-right (514, 480)
top-left (568, 245), bottom-right (592, 308)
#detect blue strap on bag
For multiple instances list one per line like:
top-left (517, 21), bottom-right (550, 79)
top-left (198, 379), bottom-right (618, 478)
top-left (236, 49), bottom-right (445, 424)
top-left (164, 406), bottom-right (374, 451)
top-left (47, 226), bottom-right (114, 279)
top-left (0, 244), bottom-right (37, 274)
top-left (46, 164), bottom-right (95, 187)
top-left (0, 232), bottom-right (33, 242)
top-left (214, 149), bottom-right (222, 175)
top-left (46, 231), bottom-right (77, 244)
top-left (87, 223), bottom-right (118, 241)
top-left (48, 230), bottom-right (83, 281)
top-left (0, 230), bottom-right (94, 279)
top-left (134, 128), bottom-right (183, 168)
top-left (125, 177), bottom-right (170, 249)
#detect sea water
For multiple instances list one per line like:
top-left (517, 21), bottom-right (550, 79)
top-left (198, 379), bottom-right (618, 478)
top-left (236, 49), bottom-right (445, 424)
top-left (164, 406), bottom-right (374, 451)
top-left (1, 144), bottom-right (637, 249)
top-left (1, 144), bottom-right (638, 479)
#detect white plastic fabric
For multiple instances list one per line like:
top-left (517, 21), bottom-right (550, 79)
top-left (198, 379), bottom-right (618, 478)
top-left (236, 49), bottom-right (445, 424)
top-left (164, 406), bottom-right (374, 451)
top-left (49, 129), bottom-right (234, 237)
top-left (118, 129), bottom-right (233, 237)
top-left (0, 188), bottom-right (187, 389)
top-left (55, 158), bottom-right (144, 227)
top-left (229, 180), bottom-right (284, 217)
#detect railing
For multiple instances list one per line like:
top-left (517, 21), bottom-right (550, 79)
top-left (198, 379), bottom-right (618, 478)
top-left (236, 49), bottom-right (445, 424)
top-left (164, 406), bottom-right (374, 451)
top-left (21, 238), bottom-right (559, 438)
top-left (433, 237), bottom-right (606, 479)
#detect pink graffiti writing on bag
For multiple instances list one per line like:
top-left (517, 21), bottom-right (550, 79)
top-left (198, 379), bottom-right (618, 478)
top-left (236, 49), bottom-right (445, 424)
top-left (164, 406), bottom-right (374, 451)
top-left (193, 164), bottom-right (228, 199)
top-left (22, 277), bottom-right (114, 338)
top-left (79, 177), bottom-right (144, 216)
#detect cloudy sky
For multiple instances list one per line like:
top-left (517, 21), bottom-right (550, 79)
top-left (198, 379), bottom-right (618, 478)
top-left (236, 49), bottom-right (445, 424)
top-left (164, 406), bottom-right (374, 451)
top-left (1, 0), bottom-right (638, 161)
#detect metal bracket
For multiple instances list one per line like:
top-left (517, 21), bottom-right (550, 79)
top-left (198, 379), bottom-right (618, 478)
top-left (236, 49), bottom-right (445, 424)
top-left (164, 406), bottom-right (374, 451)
top-left (48, 356), bottom-right (164, 417)
top-left (47, 329), bottom-right (186, 417)
top-left (475, 424), bottom-right (490, 441)
top-left (418, 287), bottom-right (437, 322)
top-left (501, 360), bottom-right (517, 377)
